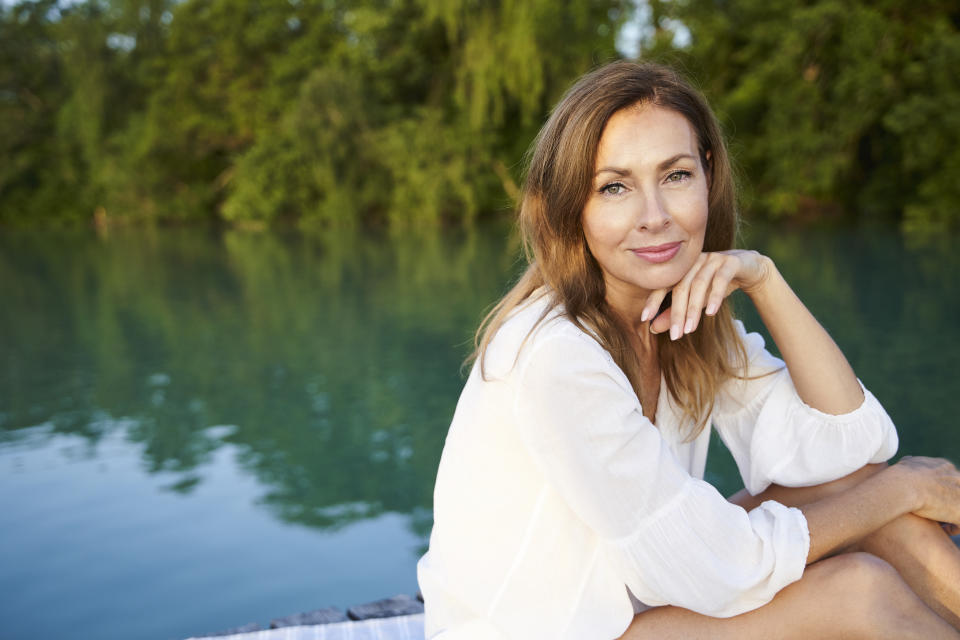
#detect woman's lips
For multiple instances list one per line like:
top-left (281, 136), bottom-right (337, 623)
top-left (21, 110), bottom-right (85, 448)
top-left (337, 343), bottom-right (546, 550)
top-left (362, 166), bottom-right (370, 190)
top-left (631, 241), bottom-right (681, 263)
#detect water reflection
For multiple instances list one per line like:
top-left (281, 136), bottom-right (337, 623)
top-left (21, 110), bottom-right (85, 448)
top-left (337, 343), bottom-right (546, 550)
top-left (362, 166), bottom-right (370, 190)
top-left (0, 224), bottom-right (521, 543)
top-left (748, 225), bottom-right (959, 452)
top-left (1, 221), bottom-right (958, 533)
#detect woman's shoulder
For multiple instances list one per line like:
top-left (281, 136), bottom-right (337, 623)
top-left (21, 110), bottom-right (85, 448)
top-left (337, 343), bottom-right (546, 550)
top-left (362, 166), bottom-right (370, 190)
top-left (483, 288), bottom-right (613, 378)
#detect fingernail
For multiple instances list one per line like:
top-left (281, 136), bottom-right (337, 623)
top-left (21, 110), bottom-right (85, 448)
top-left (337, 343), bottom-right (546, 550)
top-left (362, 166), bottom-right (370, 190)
top-left (684, 318), bottom-right (694, 334)
top-left (670, 325), bottom-right (680, 341)
top-left (706, 303), bottom-right (718, 316)
top-left (640, 308), bottom-right (650, 322)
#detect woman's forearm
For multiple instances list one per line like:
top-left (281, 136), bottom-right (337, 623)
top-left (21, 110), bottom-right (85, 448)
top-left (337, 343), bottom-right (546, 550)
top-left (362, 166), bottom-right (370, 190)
top-left (746, 257), bottom-right (864, 415)
top-left (801, 464), bottom-right (917, 563)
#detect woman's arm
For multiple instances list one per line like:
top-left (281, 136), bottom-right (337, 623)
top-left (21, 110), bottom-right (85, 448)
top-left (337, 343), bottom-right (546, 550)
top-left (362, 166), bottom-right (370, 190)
top-left (743, 256), bottom-right (862, 414)
top-left (801, 457), bottom-right (960, 563)
top-left (645, 250), bottom-right (862, 415)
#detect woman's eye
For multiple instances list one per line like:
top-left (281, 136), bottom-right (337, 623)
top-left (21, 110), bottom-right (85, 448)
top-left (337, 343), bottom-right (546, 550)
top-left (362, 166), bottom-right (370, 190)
top-left (665, 170), bottom-right (692, 183)
top-left (600, 182), bottom-right (625, 196)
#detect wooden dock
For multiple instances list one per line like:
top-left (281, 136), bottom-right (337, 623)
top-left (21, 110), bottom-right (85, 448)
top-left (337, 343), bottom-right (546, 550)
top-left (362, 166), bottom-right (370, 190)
top-left (187, 594), bottom-right (424, 640)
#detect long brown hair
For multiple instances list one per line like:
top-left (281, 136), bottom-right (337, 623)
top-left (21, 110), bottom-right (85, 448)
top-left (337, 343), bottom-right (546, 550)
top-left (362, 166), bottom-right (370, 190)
top-left (474, 60), bottom-right (748, 438)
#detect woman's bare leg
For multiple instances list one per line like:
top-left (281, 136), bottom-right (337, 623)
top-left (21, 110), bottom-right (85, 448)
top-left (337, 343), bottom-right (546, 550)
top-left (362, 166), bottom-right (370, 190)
top-left (859, 513), bottom-right (960, 627)
top-left (731, 463), bottom-right (960, 628)
top-left (620, 552), bottom-right (958, 639)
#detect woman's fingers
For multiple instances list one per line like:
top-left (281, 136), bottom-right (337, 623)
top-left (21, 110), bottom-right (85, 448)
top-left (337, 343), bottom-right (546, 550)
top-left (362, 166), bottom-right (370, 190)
top-left (669, 253), bottom-right (740, 340)
top-left (647, 250), bottom-right (763, 339)
top-left (641, 288), bottom-right (670, 325)
top-left (681, 257), bottom-right (723, 336)
top-left (896, 456), bottom-right (960, 525)
top-left (649, 307), bottom-right (673, 335)
top-left (668, 253), bottom-right (708, 340)
top-left (685, 254), bottom-right (740, 334)
top-left (706, 257), bottom-right (740, 316)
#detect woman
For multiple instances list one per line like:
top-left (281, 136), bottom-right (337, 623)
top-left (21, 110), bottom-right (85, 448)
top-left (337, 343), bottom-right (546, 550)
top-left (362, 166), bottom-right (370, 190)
top-left (417, 60), bottom-right (960, 639)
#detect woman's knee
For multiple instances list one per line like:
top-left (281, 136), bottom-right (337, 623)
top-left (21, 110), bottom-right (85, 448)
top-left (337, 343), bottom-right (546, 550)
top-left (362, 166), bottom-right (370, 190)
top-left (820, 552), bottom-right (922, 635)
top-left (828, 552), bottom-right (898, 591)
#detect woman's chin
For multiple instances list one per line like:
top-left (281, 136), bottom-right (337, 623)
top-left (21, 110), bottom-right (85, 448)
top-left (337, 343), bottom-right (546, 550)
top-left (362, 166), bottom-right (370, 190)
top-left (638, 256), bottom-right (701, 292)
top-left (635, 273), bottom-right (684, 293)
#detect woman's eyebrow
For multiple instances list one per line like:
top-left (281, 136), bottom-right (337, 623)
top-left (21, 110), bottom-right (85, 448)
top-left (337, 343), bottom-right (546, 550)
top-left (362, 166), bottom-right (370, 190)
top-left (595, 153), bottom-right (698, 178)
top-left (594, 166), bottom-right (631, 178)
top-left (658, 153), bottom-right (698, 170)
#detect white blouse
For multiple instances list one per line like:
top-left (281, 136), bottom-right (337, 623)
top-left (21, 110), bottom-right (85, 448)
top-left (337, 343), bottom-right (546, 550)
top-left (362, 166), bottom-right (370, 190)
top-left (417, 291), bottom-right (898, 640)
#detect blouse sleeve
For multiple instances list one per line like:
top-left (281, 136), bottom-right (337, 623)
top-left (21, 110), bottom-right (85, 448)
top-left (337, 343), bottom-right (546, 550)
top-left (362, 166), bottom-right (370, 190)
top-left (712, 321), bottom-right (899, 496)
top-left (513, 331), bottom-right (810, 618)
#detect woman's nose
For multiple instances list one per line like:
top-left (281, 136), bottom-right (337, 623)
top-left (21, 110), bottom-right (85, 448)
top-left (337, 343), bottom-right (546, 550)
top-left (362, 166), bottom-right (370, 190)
top-left (634, 190), bottom-right (671, 230)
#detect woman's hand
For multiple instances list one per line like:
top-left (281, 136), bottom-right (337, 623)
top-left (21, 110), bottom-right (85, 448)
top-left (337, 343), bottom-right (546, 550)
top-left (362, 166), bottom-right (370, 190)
top-left (647, 245), bottom-right (863, 415)
top-left (643, 249), bottom-right (773, 339)
top-left (894, 456), bottom-right (960, 528)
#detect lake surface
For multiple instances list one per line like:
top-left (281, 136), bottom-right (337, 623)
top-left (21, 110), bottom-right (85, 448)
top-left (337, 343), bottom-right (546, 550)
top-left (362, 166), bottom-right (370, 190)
top-left (1, 221), bottom-right (958, 639)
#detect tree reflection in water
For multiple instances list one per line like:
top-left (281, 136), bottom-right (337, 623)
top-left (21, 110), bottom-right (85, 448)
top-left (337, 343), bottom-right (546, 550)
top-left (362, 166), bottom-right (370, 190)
top-left (1, 221), bottom-right (958, 538)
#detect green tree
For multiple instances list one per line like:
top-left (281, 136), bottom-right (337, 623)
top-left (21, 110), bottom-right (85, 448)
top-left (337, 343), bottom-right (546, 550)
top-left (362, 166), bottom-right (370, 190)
top-left (0, 0), bottom-right (627, 228)
top-left (223, 0), bottom-right (626, 229)
top-left (0, 0), bottom-right (178, 225)
top-left (0, 1), bottom-right (75, 225)
top-left (641, 0), bottom-right (960, 230)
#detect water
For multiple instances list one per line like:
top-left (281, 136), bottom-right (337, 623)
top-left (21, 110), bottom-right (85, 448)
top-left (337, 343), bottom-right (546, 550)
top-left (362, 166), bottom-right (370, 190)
top-left (1, 221), bottom-right (957, 639)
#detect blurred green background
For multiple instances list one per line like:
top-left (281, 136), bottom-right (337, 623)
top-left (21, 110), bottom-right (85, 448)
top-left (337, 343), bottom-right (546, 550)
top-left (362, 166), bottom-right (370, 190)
top-left (3, 0), bottom-right (958, 232)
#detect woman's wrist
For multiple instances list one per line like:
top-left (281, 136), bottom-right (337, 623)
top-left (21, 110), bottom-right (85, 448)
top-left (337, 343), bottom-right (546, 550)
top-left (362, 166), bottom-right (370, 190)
top-left (740, 253), bottom-right (777, 299)
top-left (882, 462), bottom-right (924, 515)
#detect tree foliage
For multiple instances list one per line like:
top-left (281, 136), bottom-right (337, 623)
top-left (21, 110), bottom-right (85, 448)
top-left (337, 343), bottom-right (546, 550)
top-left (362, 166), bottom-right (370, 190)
top-left (640, 0), bottom-right (960, 230)
top-left (0, 0), bottom-right (625, 228)
top-left (2, 0), bottom-right (958, 230)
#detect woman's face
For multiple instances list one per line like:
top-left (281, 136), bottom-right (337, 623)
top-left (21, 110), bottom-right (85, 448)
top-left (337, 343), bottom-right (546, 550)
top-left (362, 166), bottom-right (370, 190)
top-left (582, 104), bottom-right (709, 307)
